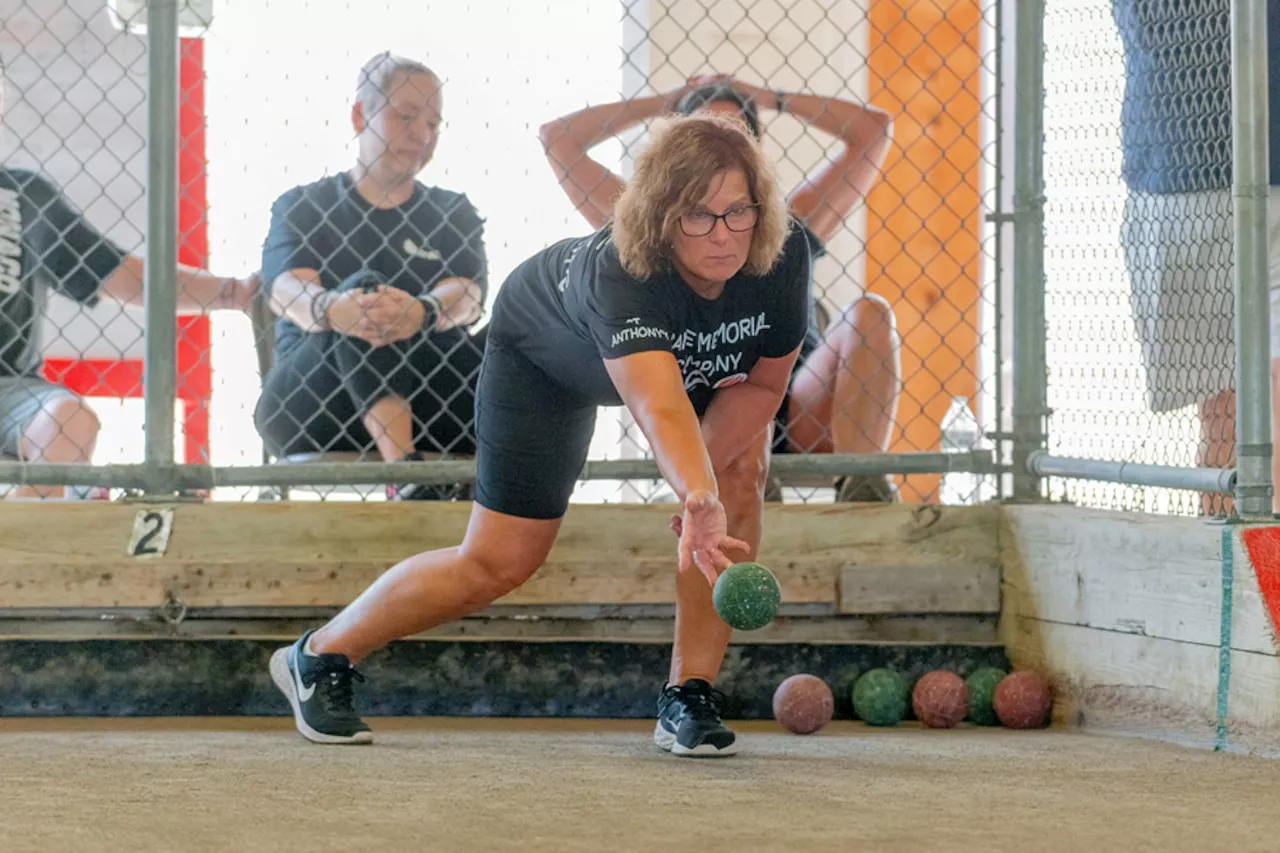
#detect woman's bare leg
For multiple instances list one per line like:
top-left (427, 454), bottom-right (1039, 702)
top-left (311, 504), bottom-right (562, 663)
top-left (668, 428), bottom-right (770, 685)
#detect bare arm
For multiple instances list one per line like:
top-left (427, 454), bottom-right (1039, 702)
top-left (539, 95), bottom-right (671, 230)
top-left (262, 268), bottom-right (384, 347)
top-left (100, 255), bottom-right (257, 313)
top-left (699, 349), bottom-right (799, 470)
top-left (731, 82), bottom-right (893, 243)
top-left (776, 92), bottom-right (893, 243)
top-left (266, 267), bottom-right (329, 331)
top-left (430, 277), bottom-right (483, 331)
top-left (604, 350), bottom-right (718, 503)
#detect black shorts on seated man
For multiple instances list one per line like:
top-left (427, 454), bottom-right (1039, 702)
top-left (254, 52), bottom-right (488, 500)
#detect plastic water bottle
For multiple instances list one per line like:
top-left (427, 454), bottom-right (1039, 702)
top-left (939, 396), bottom-right (979, 505)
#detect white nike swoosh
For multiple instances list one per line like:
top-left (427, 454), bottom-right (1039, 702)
top-left (294, 654), bottom-right (316, 702)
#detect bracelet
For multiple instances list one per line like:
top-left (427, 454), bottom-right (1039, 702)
top-left (309, 289), bottom-right (334, 331)
top-left (417, 292), bottom-right (443, 330)
top-left (774, 90), bottom-right (788, 113)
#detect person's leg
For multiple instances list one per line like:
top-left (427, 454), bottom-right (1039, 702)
top-left (254, 335), bottom-right (369, 458)
top-left (786, 294), bottom-right (901, 500)
top-left (668, 427), bottom-right (770, 685)
top-left (405, 326), bottom-right (485, 457)
top-left (655, 426), bottom-right (770, 757)
top-left (332, 334), bottom-right (415, 462)
top-left (329, 274), bottom-right (439, 463)
top-left (0, 380), bottom-right (99, 499)
top-left (363, 396), bottom-right (414, 461)
top-left (1126, 189), bottom-right (1236, 514)
top-left (1199, 390), bottom-right (1236, 516)
top-left (272, 504), bottom-right (560, 745)
top-left (335, 328), bottom-right (481, 498)
top-left (311, 505), bottom-right (560, 662)
top-left (396, 327), bottom-right (486, 499)
top-left (270, 339), bottom-right (597, 744)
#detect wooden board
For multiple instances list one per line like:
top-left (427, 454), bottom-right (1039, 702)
top-left (838, 563), bottom-right (999, 614)
top-left (0, 612), bottom-right (1000, 646)
top-left (1001, 506), bottom-right (1272, 654)
top-left (0, 502), bottom-right (999, 611)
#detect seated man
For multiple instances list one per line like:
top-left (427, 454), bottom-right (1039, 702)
top-left (0, 169), bottom-right (257, 499)
top-left (540, 76), bottom-right (900, 501)
top-left (255, 53), bottom-right (487, 500)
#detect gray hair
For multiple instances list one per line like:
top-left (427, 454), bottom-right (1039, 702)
top-left (356, 52), bottom-right (438, 110)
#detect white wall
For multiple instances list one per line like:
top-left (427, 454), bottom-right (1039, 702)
top-left (201, 0), bottom-right (627, 481)
top-left (0, 0), bottom-right (150, 361)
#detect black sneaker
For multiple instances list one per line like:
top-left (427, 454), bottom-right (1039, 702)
top-left (386, 481), bottom-right (473, 501)
top-left (835, 474), bottom-right (898, 503)
top-left (269, 630), bottom-right (373, 745)
top-left (654, 679), bottom-right (738, 757)
top-left (386, 452), bottom-right (473, 501)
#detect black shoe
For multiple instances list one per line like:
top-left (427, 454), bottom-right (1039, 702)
top-left (387, 481), bottom-right (473, 501)
top-left (269, 630), bottom-right (373, 745)
top-left (387, 452), bottom-right (473, 501)
top-left (835, 474), bottom-right (898, 503)
top-left (654, 679), bottom-right (738, 757)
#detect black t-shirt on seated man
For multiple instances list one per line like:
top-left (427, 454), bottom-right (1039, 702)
top-left (260, 172), bottom-right (488, 359)
top-left (489, 220), bottom-right (812, 414)
top-left (0, 169), bottom-right (128, 377)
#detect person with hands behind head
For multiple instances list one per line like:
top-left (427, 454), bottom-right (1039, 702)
top-left (541, 74), bottom-right (901, 502)
top-left (254, 53), bottom-right (487, 500)
top-left (270, 112), bottom-right (809, 757)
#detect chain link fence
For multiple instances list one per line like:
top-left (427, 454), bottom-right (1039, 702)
top-left (1040, 0), bottom-right (1265, 517)
top-left (0, 0), bottom-right (147, 499)
top-left (1039, 0), bottom-right (1228, 512)
top-left (0, 0), bottom-right (1007, 507)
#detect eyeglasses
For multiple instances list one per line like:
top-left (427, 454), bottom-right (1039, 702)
top-left (678, 203), bottom-right (760, 237)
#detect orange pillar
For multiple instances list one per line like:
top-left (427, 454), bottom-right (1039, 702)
top-left (866, 0), bottom-right (983, 502)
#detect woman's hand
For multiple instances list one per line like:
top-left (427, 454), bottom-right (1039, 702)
top-left (663, 74), bottom-right (733, 111)
top-left (673, 489), bottom-right (749, 586)
top-left (724, 79), bottom-right (773, 110)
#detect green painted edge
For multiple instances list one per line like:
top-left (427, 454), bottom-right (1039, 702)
top-left (1215, 525), bottom-right (1234, 752)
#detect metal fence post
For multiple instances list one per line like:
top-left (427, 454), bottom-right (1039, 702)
top-left (1012, 0), bottom-right (1047, 501)
top-left (143, 0), bottom-right (180, 495)
top-left (1232, 0), bottom-right (1273, 518)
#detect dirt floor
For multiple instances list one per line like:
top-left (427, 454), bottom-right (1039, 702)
top-left (0, 717), bottom-right (1276, 853)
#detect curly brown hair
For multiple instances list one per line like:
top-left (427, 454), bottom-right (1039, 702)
top-left (612, 113), bottom-right (789, 280)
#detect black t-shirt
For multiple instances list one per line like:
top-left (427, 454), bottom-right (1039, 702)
top-left (489, 222), bottom-right (812, 413)
top-left (0, 169), bottom-right (128, 377)
top-left (260, 173), bottom-right (488, 359)
top-left (796, 225), bottom-right (825, 365)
